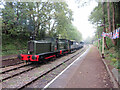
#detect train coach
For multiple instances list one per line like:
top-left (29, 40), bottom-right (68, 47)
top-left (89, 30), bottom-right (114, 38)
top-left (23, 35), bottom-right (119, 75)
top-left (18, 37), bottom-right (83, 62)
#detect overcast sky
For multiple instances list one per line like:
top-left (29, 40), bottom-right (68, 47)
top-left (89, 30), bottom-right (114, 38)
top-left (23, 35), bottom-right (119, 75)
top-left (65, 0), bottom-right (98, 40)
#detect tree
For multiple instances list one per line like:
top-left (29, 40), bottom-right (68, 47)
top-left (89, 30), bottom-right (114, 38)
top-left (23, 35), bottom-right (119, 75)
top-left (112, 2), bottom-right (117, 45)
top-left (2, 1), bottom-right (82, 42)
top-left (102, 2), bottom-right (108, 49)
top-left (89, 2), bottom-right (120, 49)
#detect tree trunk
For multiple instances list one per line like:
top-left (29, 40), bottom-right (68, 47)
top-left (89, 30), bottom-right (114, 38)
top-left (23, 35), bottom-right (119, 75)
top-left (102, 2), bottom-right (108, 49)
top-left (112, 2), bottom-right (117, 45)
top-left (107, 2), bottom-right (112, 32)
top-left (107, 2), bottom-right (116, 45)
top-left (112, 2), bottom-right (115, 30)
top-left (16, 2), bottom-right (19, 21)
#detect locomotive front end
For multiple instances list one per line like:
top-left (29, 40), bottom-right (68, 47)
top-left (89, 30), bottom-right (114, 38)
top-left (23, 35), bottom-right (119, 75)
top-left (18, 40), bottom-right (40, 61)
top-left (18, 39), bottom-right (55, 62)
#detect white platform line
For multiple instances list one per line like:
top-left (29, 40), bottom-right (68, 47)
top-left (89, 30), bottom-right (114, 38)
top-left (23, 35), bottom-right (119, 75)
top-left (43, 47), bottom-right (90, 89)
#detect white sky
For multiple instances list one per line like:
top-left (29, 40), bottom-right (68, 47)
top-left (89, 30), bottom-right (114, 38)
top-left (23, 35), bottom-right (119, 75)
top-left (65, 0), bottom-right (98, 40)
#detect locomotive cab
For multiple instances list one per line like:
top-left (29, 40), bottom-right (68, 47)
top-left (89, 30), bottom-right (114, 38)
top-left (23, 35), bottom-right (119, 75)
top-left (80, 41), bottom-right (84, 48)
top-left (27, 40), bottom-right (52, 55)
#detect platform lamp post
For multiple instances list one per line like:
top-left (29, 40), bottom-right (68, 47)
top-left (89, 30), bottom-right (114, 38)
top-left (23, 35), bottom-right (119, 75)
top-left (97, 31), bottom-right (100, 49)
top-left (102, 34), bottom-right (105, 58)
top-left (100, 24), bottom-right (105, 59)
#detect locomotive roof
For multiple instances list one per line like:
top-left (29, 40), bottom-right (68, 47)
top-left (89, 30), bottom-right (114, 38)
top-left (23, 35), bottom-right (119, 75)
top-left (69, 40), bottom-right (77, 43)
top-left (42, 37), bottom-right (56, 41)
top-left (29, 40), bottom-right (51, 43)
top-left (59, 39), bottom-right (68, 40)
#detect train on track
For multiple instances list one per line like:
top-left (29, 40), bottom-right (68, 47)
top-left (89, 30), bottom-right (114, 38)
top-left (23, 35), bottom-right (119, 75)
top-left (18, 37), bottom-right (84, 62)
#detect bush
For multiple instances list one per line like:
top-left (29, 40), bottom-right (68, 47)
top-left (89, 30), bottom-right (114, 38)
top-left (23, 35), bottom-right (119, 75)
top-left (2, 34), bottom-right (28, 56)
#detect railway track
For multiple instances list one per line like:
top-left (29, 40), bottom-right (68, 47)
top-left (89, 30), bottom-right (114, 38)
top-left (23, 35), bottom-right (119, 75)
top-left (1, 63), bottom-right (31, 74)
top-left (2, 58), bottom-right (24, 68)
top-left (0, 63), bottom-right (39, 82)
top-left (1, 46), bottom-right (88, 89)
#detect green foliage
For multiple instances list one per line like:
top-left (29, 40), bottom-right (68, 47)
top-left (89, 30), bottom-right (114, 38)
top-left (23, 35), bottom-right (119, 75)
top-left (89, 2), bottom-right (120, 69)
top-left (2, 34), bottom-right (28, 56)
top-left (111, 58), bottom-right (117, 63)
top-left (2, 49), bottom-right (27, 56)
top-left (65, 24), bottom-right (82, 42)
top-left (89, 3), bottom-right (103, 25)
top-left (2, 1), bottom-right (83, 56)
top-left (2, 2), bottom-right (82, 40)
top-left (110, 60), bottom-right (119, 69)
top-left (104, 47), bottom-right (119, 69)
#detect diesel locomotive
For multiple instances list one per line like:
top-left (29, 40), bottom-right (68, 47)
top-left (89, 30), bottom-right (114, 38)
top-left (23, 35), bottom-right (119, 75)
top-left (18, 37), bottom-right (83, 62)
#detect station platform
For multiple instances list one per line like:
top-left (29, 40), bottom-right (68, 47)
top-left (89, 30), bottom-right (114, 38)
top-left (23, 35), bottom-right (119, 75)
top-left (45, 46), bottom-right (113, 88)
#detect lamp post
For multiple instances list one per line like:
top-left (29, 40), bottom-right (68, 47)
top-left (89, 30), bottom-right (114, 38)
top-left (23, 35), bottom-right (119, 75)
top-left (102, 34), bottom-right (105, 58)
top-left (100, 24), bottom-right (106, 58)
top-left (98, 32), bottom-right (100, 49)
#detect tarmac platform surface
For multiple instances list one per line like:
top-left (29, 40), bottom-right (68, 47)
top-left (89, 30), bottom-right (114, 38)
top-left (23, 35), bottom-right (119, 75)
top-left (45, 46), bottom-right (113, 88)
